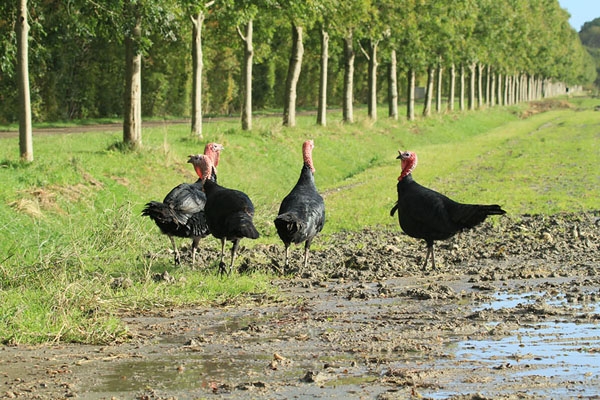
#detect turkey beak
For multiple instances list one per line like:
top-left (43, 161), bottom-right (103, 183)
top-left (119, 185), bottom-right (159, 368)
top-left (396, 151), bottom-right (404, 160)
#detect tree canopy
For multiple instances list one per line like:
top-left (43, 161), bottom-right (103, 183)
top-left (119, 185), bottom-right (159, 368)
top-left (0, 0), bottom-right (595, 124)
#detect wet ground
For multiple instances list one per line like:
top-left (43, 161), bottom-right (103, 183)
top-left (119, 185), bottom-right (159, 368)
top-left (1, 212), bottom-right (599, 399)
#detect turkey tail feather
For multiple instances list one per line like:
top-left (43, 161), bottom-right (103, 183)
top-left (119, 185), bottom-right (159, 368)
top-left (142, 201), bottom-right (170, 222)
top-left (482, 205), bottom-right (506, 215)
top-left (227, 213), bottom-right (259, 239)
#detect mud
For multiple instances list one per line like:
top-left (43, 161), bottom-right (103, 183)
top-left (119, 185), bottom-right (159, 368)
top-left (1, 212), bottom-right (599, 399)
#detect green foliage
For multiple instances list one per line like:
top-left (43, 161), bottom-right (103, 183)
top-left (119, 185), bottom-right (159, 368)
top-left (580, 18), bottom-right (600, 88)
top-left (1, 98), bottom-right (599, 344)
top-left (1, 0), bottom-right (595, 125)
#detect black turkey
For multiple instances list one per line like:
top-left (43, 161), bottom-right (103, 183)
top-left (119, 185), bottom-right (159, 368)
top-left (274, 140), bottom-right (325, 272)
top-left (189, 154), bottom-right (259, 275)
top-left (142, 143), bottom-right (223, 265)
top-left (391, 150), bottom-right (506, 269)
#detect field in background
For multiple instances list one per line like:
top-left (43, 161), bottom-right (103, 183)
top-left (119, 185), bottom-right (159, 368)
top-left (0, 97), bottom-right (598, 344)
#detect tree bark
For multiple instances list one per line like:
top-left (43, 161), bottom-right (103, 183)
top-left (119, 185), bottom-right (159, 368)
top-left (191, 12), bottom-right (205, 137)
top-left (367, 39), bottom-right (378, 120)
top-left (123, 10), bottom-right (142, 149)
top-left (388, 49), bottom-right (398, 120)
top-left (436, 64), bottom-right (443, 113)
top-left (317, 28), bottom-right (329, 126)
top-left (423, 66), bottom-right (434, 117)
top-left (459, 64), bottom-right (465, 111)
top-left (17, 0), bottom-right (33, 162)
top-left (342, 32), bottom-right (354, 123)
top-left (407, 68), bottom-right (415, 121)
top-left (468, 63), bottom-right (476, 111)
top-left (477, 63), bottom-right (483, 108)
top-left (490, 70), bottom-right (496, 107)
top-left (283, 24), bottom-right (303, 127)
top-left (240, 20), bottom-right (253, 131)
top-left (448, 63), bottom-right (455, 112)
top-left (486, 65), bottom-right (491, 105)
top-left (497, 73), bottom-right (503, 106)
top-left (504, 75), bottom-right (510, 105)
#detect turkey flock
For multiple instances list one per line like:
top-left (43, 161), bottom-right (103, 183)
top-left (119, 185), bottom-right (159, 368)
top-left (144, 141), bottom-right (505, 274)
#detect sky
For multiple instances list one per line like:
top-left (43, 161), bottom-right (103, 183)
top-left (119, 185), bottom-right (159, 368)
top-left (558, 0), bottom-right (600, 31)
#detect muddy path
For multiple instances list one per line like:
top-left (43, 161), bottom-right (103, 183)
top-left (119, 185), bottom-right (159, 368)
top-left (1, 212), bottom-right (599, 399)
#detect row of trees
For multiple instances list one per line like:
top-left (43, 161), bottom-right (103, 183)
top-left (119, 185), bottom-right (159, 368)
top-left (1, 0), bottom-right (596, 161)
top-left (580, 18), bottom-right (600, 89)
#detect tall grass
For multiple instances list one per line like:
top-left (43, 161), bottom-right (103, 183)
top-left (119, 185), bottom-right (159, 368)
top-left (0, 98), bottom-right (598, 344)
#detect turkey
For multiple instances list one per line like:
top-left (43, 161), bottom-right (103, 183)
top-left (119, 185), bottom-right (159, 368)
top-left (274, 140), bottom-right (325, 272)
top-left (189, 154), bottom-right (259, 275)
top-left (142, 143), bottom-right (223, 265)
top-left (391, 150), bottom-right (506, 269)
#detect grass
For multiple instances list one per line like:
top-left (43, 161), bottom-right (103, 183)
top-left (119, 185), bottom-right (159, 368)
top-left (0, 97), bottom-right (598, 345)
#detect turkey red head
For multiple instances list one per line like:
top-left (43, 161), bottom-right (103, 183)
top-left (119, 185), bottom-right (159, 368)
top-left (204, 142), bottom-right (224, 168)
top-left (303, 140), bottom-right (315, 173)
top-left (397, 150), bottom-right (417, 181)
top-left (188, 154), bottom-right (212, 181)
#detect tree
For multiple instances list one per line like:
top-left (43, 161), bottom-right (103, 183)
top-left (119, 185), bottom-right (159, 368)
top-left (342, 31), bottom-right (355, 123)
top-left (85, 0), bottom-right (180, 149)
top-left (422, 66), bottom-right (434, 116)
top-left (190, 2), bottom-right (215, 138)
top-left (17, 0), bottom-right (32, 162)
top-left (239, 19), bottom-right (254, 130)
top-left (317, 26), bottom-right (329, 126)
top-left (360, 0), bottom-right (388, 121)
top-left (331, 0), bottom-right (370, 123)
top-left (221, 0), bottom-right (261, 131)
top-left (388, 49), bottom-right (398, 119)
top-left (282, 23), bottom-right (304, 127)
top-left (123, 0), bottom-right (143, 149)
top-left (278, 0), bottom-right (318, 127)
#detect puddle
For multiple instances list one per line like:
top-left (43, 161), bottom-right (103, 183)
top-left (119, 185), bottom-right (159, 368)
top-left (473, 291), bottom-right (600, 313)
top-left (422, 291), bottom-right (600, 399)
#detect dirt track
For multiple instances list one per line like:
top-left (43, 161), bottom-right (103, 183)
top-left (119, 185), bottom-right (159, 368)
top-left (1, 212), bottom-right (600, 399)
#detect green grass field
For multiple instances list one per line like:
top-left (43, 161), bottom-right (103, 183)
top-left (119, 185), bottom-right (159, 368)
top-left (0, 97), bottom-right (598, 344)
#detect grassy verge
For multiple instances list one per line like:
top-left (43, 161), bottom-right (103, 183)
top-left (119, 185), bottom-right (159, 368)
top-left (0, 97), bottom-right (598, 344)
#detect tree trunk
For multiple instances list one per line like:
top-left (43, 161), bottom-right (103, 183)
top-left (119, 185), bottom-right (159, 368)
top-left (123, 11), bottom-right (142, 149)
top-left (497, 73), bottom-right (503, 106)
top-left (388, 49), bottom-right (398, 120)
top-left (317, 28), bottom-right (329, 126)
top-left (423, 66), bottom-right (434, 117)
top-left (17, 0), bottom-right (33, 162)
top-left (468, 63), bottom-right (476, 111)
top-left (486, 65), bottom-right (491, 105)
top-left (448, 63), bottom-right (455, 112)
top-left (436, 64), bottom-right (443, 113)
top-left (240, 20), bottom-right (253, 131)
top-left (511, 75), bottom-right (519, 104)
top-left (490, 70), bottom-right (496, 107)
top-left (283, 24), bottom-right (303, 127)
top-left (342, 32), bottom-right (354, 123)
top-left (459, 64), bottom-right (465, 111)
top-left (191, 12), bottom-right (205, 137)
top-left (504, 75), bottom-right (510, 105)
top-left (477, 63), bottom-right (483, 108)
top-left (367, 39), bottom-right (379, 120)
top-left (407, 68), bottom-right (415, 121)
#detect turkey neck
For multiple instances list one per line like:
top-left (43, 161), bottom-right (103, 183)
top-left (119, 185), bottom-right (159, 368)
top-left (296, 163), bottom-right (315, 186)
top-left (202, 178), bottom-right (220, 196)
top-left (397, 173), bottom-right (414, 190)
